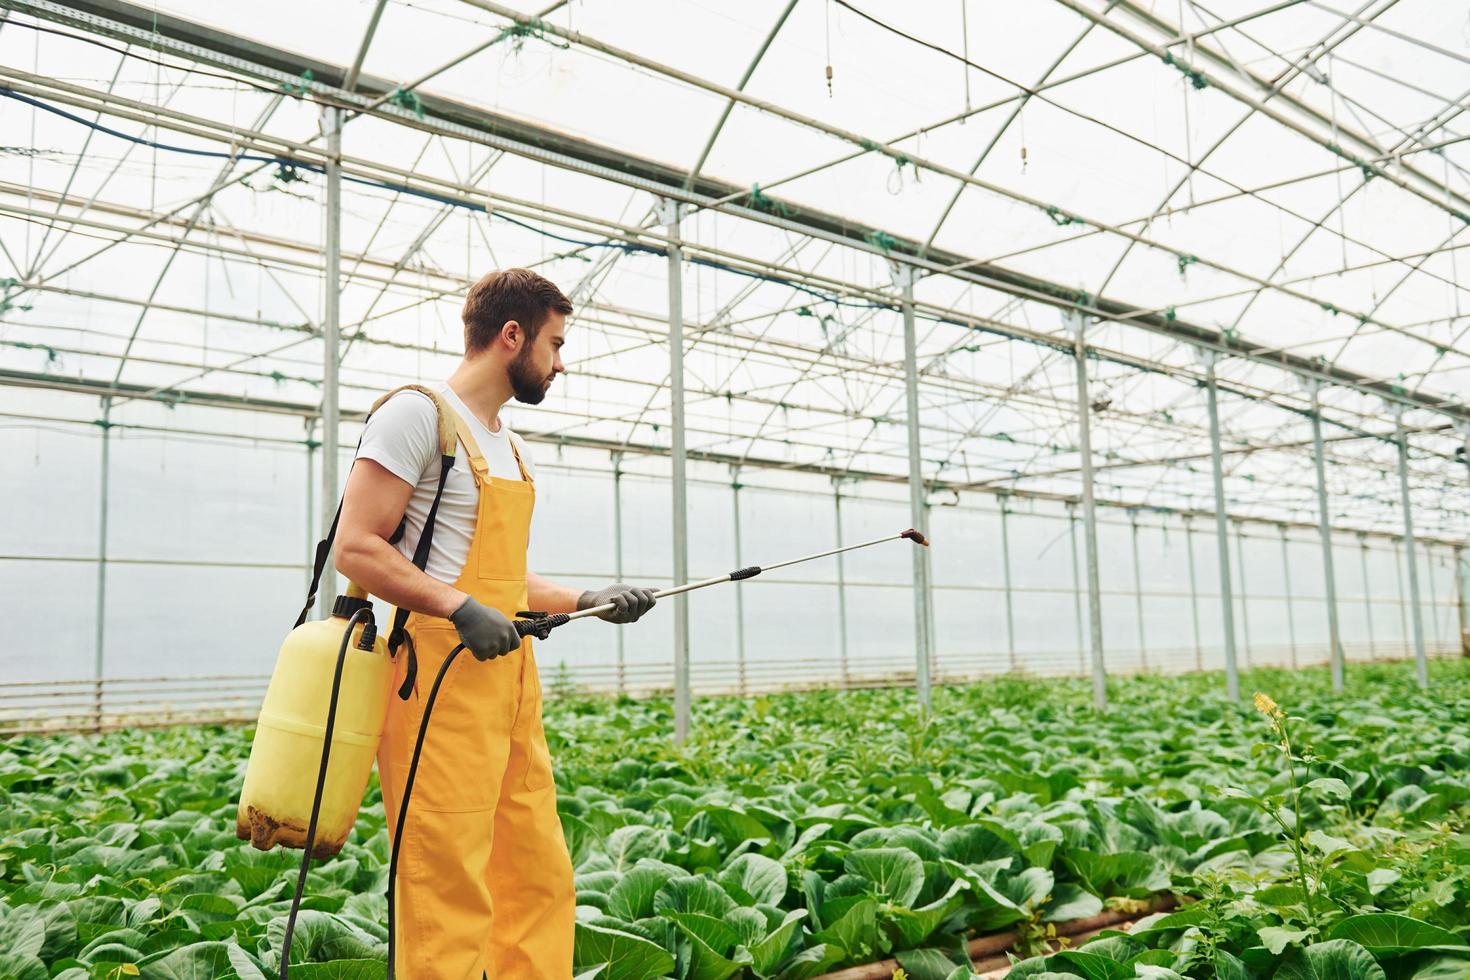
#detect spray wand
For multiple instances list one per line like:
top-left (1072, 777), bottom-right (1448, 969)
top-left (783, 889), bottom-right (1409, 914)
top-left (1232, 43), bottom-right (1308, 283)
top-left (512, 527), bottom-right (930, 638)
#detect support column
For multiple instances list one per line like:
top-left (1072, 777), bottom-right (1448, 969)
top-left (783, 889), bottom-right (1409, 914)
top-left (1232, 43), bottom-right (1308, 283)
top-left (1280, 526), bottom-right (1298, 669)
top-left (731, 468), bottom-right (747, 695)
top-left (664, 200), bottom-right (692, 740)
top-left (1426, 542), bottom-right (1441, 654)
top-left (1395, 411), bottom-right (1429, 690)
top-left (1360, 535), bottom-right (1377, 662)
top-left (1067, 309), bottom-right (1107, 709)
top-left (1204, 352), bottom-right (1240, 699)
top-left (1000, 494), bottom-right (1016, 672)
top-left (896, 263), bottom-right (932, 709)
top-left (834, 480), bottom-right (851, 687)
top-left (612, 451), bottom-right (626, 695)
top-left (1462, 427), bottom-right (1470, 655)
top-left (1067, 504), bottom-right (1085, 675)
top-left (1129, 511), bottom-right (1148, 671)
top-left (1184, 517), bottom-right (1203, 672)
top-left (1457, 545), bottom-right (1468, 657)
top-left (93, 396), bottom-right (112, 733)
top-left (1310, 387), bottom-right (1344, 689)
top-left (1394, 537), bottom-right (1410, 660)
top-left (305, 419), bottom-right (317, 594)
top-left (1235, 522), bottom-right (1253, 669)
top-left (925, 530), bottom-right (938, 680)
top-left (318, 106), bottom-right (343, 618)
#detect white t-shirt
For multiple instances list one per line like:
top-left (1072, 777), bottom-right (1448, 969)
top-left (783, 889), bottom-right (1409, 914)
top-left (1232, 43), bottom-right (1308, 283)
top-left (354, 383), bottom-right (535, 585)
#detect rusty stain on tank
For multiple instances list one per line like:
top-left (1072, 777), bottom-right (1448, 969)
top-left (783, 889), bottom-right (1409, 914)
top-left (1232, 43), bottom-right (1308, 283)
top-left (237, 805), bottom-right (346, 859)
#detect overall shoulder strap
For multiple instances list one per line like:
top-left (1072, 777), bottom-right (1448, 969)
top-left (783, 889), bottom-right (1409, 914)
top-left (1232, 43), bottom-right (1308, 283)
top-left (506, 430), bottom-right (533, 483)
top-left (448, 408), bottom-right (531, 485)
top-left (445, 407), bottom-right (491, 481)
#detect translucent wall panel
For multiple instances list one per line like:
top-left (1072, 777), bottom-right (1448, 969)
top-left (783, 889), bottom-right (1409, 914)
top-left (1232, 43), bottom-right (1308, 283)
top-left (743, 581), bottom-right (839, 686)
top-left (1007, 508), bottom-right (1086, 675)
top-left (740, 487), bottom-right (839, 584)
top-left (3, 559), bottom-right (97, 683)
top-left (932, 585), bottom-right (1010, 677)
top-left (105, 564), bottom-right (300, 679)
top-left (1, 423), bottom-right (100, 559)
top-left (3, 391), bottom-right (1463, 721)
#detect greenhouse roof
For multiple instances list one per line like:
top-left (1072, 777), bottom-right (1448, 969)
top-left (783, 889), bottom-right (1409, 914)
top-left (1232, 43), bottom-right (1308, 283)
top-left (0, 0), bottom-right (1467, 539)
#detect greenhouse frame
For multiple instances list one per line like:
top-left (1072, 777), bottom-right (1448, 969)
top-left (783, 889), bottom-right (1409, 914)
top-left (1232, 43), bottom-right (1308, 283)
top-left (2, 0), bottom-right (1469, 741)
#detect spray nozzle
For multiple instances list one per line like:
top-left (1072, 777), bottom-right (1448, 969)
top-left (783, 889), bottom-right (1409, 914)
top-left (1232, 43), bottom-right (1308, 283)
top-left (900, 528), bottom-right (931, 547)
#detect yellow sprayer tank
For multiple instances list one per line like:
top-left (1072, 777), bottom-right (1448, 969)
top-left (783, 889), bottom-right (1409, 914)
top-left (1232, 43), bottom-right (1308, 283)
top-left (237, 585), bottom-right (392, 857)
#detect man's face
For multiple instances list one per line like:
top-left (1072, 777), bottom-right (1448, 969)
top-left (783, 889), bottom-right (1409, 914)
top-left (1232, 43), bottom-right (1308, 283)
top-left (509, 312), bottom-right (566, 405)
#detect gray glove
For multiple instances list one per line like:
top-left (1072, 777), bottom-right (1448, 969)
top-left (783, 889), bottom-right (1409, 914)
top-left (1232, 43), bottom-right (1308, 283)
top-left (578, 583), bottom-right (657, 624)
top-left (449, 595), bottom-right (521, 661)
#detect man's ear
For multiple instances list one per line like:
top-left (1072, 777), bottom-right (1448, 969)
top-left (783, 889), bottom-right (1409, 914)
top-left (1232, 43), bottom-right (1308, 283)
top-left (500, 319), bottom-right (523, 350)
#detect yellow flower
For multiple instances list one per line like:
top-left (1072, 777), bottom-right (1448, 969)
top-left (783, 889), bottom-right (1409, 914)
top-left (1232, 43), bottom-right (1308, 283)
top-left (1253, 692), bottom-right (1281, 718)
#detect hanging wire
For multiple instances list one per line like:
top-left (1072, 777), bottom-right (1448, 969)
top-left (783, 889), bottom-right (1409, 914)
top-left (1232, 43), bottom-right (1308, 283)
top-left (959, 0), bottom-right (971, 123)
top-left (824, 0), bottom-right (834, 97)
top-left (1151, 84), bottom-right (1171, 225)
top-left (149, 8), bottom-right (159, 217)
top-left (1179, 0), bottom-right (1196, 209)
top-left (25, 26), bottom-right (38, 264)
top-left (1328, 53), bottom-right (1349, 274)
top-left (1018, 103), bottom-right (1028, 174)
top-left (1447, 151), bottom-right (1462, 321)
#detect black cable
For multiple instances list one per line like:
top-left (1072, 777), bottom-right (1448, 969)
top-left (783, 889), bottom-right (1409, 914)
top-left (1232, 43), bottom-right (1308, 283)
top-left (279, 607), bottom-right (374, 980)
top-left (384, 641), bottom-right (467, 979)
top-left (1, 19), bottom-right (285, 98)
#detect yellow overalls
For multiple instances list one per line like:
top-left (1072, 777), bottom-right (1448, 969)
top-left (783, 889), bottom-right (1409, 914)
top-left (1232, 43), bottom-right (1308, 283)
top-left (376, 405), bottom-right (574, 978)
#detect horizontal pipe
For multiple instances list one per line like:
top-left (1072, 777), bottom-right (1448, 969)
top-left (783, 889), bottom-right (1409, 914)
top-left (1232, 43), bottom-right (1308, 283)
top-left (0, 713), bottom-right (258, 737)
top-left (1, 707), bottom-right (261, 727)
top-left (0, 696), bottom-right (266, 716)
top-left (0, 673), bottom-right (272, 690)
top-left (812, 897), bottom-right (1177, 980)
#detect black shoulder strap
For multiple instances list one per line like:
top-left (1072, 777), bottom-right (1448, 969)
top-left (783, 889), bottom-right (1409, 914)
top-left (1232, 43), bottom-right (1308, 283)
top-left (388, 453), bottom-right (453, 700)
top-left (294, 431), bottom-right (364, 630)
top-left (296, 504), bottom-right (342, 628)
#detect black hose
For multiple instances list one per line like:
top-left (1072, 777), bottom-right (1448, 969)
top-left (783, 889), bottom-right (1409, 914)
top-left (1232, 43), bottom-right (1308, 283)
top-left (279, 607), bottom-right (373, 980)
top-left (384, 641), bottom-right (466, 979)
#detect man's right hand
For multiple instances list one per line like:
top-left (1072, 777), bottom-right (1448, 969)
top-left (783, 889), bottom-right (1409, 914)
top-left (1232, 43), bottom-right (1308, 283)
top-left (448, 595), bottom-right (521, 661)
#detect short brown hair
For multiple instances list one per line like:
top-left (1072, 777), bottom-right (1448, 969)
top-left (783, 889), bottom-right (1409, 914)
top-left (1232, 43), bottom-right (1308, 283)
top-left (462, 268), bottom-right (573, 354)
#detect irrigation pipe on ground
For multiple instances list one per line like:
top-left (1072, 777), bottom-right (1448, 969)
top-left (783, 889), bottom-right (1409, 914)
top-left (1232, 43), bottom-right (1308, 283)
top-left (810, 895), bottom-right (1179, 980)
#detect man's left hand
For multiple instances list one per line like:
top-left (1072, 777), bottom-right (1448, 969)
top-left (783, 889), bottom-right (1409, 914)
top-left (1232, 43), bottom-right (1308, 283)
top-left (578, 584), bottom-right (658, 623)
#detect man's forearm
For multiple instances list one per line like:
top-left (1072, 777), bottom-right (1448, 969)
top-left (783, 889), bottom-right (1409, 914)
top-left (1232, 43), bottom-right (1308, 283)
top-left (336, 535), bottom-right (466, 619)
top-left (527, 572), bottom-right (582, 614)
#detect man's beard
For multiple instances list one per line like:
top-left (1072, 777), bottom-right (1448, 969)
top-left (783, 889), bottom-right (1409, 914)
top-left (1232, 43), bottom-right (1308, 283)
top-left (509, 347), bottom-right (551, 405)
